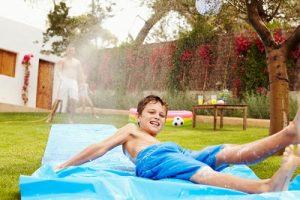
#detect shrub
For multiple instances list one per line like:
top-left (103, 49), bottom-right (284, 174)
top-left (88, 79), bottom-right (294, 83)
top-left (241, 92), bottom-right (270, 119)
top-left (241, 92), bottom-right (298, 120)
top-left (289, 97), bottom-right (298, 120)
top-left (162, 92), bottom-right (195, 110)
top-left (92, 89), bottom-right (298, 121)
top-left (92, 90), bottom-right (143, 110)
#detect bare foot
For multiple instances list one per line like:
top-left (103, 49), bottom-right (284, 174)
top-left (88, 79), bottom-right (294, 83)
top-left (293, 107), bottom-right (300, 134)
top-left (268, 144), bottom-right (300, 192)
top-left (285, 108), bottom-right (300, 144)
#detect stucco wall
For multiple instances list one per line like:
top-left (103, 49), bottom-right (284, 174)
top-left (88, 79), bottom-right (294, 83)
top-left (0, 16), bottom-right (59, 108)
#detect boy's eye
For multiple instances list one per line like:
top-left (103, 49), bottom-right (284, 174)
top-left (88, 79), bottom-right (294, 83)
top-left (160, 114), bottom-right (166, 118)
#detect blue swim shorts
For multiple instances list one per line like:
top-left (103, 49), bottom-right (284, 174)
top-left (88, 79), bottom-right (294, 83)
top-left (135, 142), bottom-right (229, 180)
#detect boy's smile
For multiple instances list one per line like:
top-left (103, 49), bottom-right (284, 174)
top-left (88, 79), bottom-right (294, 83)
top-left (138, 101), bottom-right (167, 136)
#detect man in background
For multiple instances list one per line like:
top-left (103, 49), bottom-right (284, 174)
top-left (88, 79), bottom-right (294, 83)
top-left (56, 46), bottom-right (83, 123)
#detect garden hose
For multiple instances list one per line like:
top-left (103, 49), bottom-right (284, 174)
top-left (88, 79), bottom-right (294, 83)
top-left (1, 112), bottom-right (52, 124)
top-left (1, 99), bottom-right (62, 124)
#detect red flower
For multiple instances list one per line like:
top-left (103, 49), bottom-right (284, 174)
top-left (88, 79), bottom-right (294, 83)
top-left (234, 34), bottom-right (251, 56)
top-left (254, 37), bottom-right (265, 53)
top-left (291, 48), bottom-right (300, 61)
top-left (197, 45), bottom-right (210, 59)
top-left (21, 53), bottom-right (33, 105)
top-left (256, 87), bottom-right (268, 95)
top-left (231, 64), bottom-right (239, 72)
top-left (149, 48), bottom-right (160, 66)
top-left (233, 79), bottom-right (241, 88)
top-left (180, 50), bottom-right (193, 62)
top-left (273, 29), bottom-right (286, 44)
top-left (22, 54), bottom-right (34, 65)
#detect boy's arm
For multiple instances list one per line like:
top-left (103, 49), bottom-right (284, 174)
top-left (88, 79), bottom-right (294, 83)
top-left (55, 123), bottom-right (136, 171)
top-left (87, 84), bottom-right (95, 95)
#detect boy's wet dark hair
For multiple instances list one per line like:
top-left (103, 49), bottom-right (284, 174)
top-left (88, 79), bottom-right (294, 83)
top-left (137, 95), bottom-right (168, 116)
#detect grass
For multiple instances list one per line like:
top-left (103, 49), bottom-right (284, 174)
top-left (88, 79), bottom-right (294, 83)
top-left (0, 113), bottom-right (51, 200)
top-left (0, 112), bottom-right (299, 199)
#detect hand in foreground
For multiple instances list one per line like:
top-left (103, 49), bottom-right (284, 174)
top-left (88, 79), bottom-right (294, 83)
top-left (54, 165), bottom-right (64, 173)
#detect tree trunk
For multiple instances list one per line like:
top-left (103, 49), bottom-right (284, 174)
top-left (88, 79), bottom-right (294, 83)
top-left (245, 0), bottom-right (295, 136)
top-left (133, 1), bottom-right (197, 46)
top-left (134, 11), bottom-right (168, 46)
top-left (267, 47), bottom-right (289, 135)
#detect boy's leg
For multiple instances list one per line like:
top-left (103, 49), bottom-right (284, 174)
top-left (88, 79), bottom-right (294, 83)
top-left (216, 108), bottom-right (300, 166)
top-left (190, 145), bottom-right (300, 193)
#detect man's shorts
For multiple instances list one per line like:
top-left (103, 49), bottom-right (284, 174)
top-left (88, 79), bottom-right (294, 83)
top-left (57, 78), bottom-right (79, 112)
top-left (135, 142), bottom-right (229, 180)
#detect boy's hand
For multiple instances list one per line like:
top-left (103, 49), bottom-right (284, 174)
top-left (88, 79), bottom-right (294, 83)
top-left (54, 165), bottom-right (64, 173)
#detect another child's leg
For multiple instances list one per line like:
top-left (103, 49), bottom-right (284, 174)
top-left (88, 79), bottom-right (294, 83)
top-left (216, 108), bottom-right (300, 166)
top-left (78, 97), bottom-right (83, 112)
top-left (82, 98), bottom-right (87, 112)
top-left (86, 96), bottom-right (93, 106)
top-left (190, 145), bottom-right (300, 193)
top-left (86, 96), bottom-right (99, 118)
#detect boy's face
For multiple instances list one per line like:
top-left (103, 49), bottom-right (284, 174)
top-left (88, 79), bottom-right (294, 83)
top-left (137, 101), bottom-right (167, 136)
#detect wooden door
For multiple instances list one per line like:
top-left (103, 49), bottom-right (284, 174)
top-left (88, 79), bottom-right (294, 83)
top-left (36, 60), bottom-right (54, 109)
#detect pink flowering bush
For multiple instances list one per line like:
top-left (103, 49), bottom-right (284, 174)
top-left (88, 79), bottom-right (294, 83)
top-left (21, 54), bottom-right (33, 105)
top-left (233, 29), bottom-right (299, 96)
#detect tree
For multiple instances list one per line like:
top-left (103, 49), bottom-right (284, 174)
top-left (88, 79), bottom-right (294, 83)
top-left (133, 0), bottom-right (198, 45)
top-left (225, 0), bottom-right (300, 135)
top-left (134, 0), bottom-right (300, 135)
top-left (40, 1), bottom-right (117, 55)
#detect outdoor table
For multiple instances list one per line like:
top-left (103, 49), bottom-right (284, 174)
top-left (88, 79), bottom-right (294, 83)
top-left (192, 104), bottom-right (248, 130)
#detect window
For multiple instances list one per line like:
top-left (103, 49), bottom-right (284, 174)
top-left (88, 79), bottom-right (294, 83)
top-left (0, 49), bottom-right (17, 77)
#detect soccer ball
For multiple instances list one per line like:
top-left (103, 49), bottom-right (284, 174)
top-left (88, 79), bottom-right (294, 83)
top-left (172, 116), bottom-right (184, 127)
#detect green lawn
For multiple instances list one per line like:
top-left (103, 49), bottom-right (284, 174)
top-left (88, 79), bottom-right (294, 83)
top-left (0, 113), bottom-right (299, 199)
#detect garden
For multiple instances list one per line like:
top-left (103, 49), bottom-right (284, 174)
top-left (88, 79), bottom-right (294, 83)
top-left (1, 0), bottom-right (300, 199)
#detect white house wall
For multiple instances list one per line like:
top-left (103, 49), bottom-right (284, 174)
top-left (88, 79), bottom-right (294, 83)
top-left (0, 16), bottom-right (59, 108)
